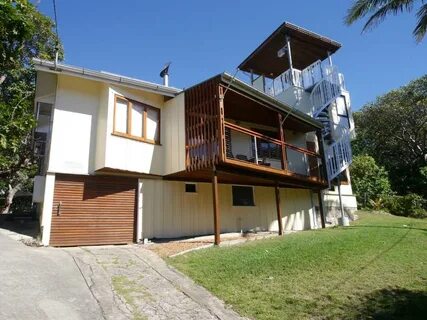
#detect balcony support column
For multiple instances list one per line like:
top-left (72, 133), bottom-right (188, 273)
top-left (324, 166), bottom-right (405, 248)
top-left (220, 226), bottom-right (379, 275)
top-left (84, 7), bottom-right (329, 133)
top-left (316, 129), bottom-right (328, 181)
top-left (327, 51), bottom-right (333, 67)
top-left (278, 113), bottom-right (288, 171)
top-left (275, 182), bottom-right (283, 236)
top-left (212, 167), bottom-right (221, 245)
top-left (285, 35), bottom-right (294, 85)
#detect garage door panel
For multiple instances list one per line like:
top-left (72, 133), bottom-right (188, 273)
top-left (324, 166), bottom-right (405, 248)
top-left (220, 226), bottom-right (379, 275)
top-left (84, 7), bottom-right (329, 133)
top-left (50, 174), bottom-right (137, 247)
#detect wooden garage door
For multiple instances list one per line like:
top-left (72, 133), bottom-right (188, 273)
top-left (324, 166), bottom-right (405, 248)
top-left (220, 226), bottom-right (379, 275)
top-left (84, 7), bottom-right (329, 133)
top-left (50, 174), bottom-right (137, 247)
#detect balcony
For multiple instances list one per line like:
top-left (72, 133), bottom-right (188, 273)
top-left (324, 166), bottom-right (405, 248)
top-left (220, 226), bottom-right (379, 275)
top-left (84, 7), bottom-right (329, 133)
top-left (224, 122), bottom-right (323, 182)
top-left (173, 74), bottom-right (328, 189)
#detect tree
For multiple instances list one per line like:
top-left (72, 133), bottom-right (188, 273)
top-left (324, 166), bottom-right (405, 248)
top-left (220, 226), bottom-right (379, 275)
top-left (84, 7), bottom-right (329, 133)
top-left (352, 75), bottom-right (427, 198)
top-left (0, 0), bottom-right (62, 213)
top-left (350, 155), bottom-right (392, 207)
top-left (345, 0), bottom-right (427, 43)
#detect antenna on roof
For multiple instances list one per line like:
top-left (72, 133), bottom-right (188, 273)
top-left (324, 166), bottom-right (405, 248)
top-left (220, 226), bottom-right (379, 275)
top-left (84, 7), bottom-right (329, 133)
top-left (159, 62), bottom-right (171, 87)
top-left (52, 0), bottom-right (60, 70)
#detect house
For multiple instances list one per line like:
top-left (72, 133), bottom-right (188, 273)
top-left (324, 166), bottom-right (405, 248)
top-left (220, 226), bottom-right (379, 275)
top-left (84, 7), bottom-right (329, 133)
top-left (32, 22), bottom-right (357, 247)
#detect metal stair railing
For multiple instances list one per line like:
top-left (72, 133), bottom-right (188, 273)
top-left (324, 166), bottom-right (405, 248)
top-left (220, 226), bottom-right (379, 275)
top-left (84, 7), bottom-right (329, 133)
top-left (324, 128), bottom-right (353, 181)
top-left (310, 66), bottom-right (345, 117)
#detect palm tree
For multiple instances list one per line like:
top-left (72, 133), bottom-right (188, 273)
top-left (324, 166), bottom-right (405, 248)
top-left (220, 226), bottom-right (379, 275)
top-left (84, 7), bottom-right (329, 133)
top-left (345, 0), bottom-right (427, 43)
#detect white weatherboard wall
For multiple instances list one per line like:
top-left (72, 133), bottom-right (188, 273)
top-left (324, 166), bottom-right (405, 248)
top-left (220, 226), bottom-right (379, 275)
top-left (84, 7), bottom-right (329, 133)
top-left (40, 173), bottom-right (55, 246)
top-left (276, 87), bottom-right (313, 115)
top-left (35, 71), bottom-right (57, 105)
top-left (48, 75), bottom-right (100, 174)
top-left (162, 93), bottom-right (186, 175)
top-left (103, 86), bottom-right (166, 175)
top-left (94, 84), bottom-right (109, 170)
top-left (323, 169), bottom-right (358, 223)
top-left (142, 180), bottom-right (318, 239)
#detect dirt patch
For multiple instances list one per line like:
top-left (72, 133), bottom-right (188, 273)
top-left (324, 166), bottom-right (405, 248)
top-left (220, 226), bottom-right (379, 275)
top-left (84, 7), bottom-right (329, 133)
top-left (147, 241), bottom-right (211, 258)
top-left (145, 232), bottom-right (279, 257)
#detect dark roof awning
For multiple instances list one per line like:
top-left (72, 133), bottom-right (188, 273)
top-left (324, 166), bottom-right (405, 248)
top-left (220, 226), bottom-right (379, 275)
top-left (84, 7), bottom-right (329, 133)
top-left (238, 22), bottom-right (341, 78)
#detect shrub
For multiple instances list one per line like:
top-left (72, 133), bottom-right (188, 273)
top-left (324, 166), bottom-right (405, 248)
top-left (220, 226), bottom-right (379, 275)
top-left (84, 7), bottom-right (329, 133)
top-left (383, 193), bottom-right (427, 218)
top-left (350, 155), bottom-right (392, 208)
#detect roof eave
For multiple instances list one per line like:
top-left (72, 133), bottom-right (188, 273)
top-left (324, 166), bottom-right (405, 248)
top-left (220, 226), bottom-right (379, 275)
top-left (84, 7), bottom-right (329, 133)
top-left (32, 58), bottom-right (182, 97)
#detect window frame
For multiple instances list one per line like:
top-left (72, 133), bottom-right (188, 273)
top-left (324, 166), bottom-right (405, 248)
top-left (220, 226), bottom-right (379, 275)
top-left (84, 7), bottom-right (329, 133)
top-left (232, 185), bottom-right (255, 207)
top-left (113, 94), bottom-right (161, 145)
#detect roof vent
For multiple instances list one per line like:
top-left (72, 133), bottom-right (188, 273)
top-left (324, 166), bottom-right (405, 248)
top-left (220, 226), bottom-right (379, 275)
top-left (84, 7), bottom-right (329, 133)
top-left (159, 62), bottom-right (171, 87)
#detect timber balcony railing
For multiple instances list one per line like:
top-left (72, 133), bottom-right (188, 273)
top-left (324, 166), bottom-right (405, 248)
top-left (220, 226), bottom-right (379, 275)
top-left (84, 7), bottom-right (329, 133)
top-left (224, 122), bottom-right (325, 182)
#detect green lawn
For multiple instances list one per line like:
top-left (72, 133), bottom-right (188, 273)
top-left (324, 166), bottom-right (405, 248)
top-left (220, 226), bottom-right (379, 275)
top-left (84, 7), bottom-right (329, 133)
top-left (169, 212), bottom-right (427, 320)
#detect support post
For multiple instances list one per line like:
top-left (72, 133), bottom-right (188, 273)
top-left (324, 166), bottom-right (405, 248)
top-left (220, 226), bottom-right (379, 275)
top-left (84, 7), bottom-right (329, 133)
top-left (327, 51), bottom-right (333, 67)
top-left (278, 113), bottom-right (288, 171)
top-left (316, 129), bottom-right (328, 181)
top-left (317, 190), bottom-right (326, 229)
top-left (275, 182), bottom-right (283, 235)
top-left (136, 179), bottom-right (143, 243)
top-left (212, 168), bottom-right (220, 245)
top-left (285, 35), bottom-right (294, 85)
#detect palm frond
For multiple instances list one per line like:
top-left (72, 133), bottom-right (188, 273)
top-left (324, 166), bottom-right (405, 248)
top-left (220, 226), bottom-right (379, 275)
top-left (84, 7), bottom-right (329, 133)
top-left (362, 0), bottom-right (415, 31)
top-left (345, 0), bottom-right (391, 25)
top-left (414, 3), bottom-right (427, 42)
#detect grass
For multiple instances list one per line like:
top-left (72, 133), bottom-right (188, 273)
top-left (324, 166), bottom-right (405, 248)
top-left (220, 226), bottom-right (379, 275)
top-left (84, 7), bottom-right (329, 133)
top-left (169, 212), bottom-right (427, 319)
top-left (111, 275), bottom-right (148, 320)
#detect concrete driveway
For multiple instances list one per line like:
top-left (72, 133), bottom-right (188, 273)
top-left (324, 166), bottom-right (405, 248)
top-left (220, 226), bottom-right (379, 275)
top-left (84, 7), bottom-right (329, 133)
top-left (0, 230), bottom-right (244, 320)
top-left (0, 231), bottom-right (104, 320)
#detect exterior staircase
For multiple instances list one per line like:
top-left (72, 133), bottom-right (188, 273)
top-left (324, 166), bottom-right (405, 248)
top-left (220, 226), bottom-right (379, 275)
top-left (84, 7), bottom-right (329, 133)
top-left (309, 68), bottom-right (352, 182)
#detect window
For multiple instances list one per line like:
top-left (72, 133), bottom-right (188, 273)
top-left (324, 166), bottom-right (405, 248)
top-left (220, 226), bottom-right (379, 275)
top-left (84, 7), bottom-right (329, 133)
top-left (232, 186), bottom-right (255, 206)
top-left (113, 95), bottom-right (160, 144)
top-left (185, 183), bottom-right (197, 193)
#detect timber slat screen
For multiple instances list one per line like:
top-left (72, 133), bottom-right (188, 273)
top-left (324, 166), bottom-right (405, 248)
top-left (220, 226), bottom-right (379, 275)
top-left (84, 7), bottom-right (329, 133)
top-left (185, 77), bottom-right (222, 171)
top-left (50, 174), bottom-right (137, 247)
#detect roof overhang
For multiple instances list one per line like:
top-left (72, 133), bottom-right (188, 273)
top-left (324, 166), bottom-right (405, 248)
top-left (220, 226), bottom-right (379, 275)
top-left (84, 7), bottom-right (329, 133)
top-left (33, 58), bottom-right (182, 97)
top-left (238, 22), bottom-right (341, 78)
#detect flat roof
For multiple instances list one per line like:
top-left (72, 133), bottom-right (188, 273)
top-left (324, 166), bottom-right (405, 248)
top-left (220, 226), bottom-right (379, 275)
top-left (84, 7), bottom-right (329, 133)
top-left (238, 22), bottom-right (341, 78)
top-left (33, 58), bottom-right (182, 97)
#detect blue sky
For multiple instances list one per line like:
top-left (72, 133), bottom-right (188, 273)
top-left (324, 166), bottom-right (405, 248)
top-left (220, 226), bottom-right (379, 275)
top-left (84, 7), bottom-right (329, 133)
top-left (36, 0), bottom-right (427, 110)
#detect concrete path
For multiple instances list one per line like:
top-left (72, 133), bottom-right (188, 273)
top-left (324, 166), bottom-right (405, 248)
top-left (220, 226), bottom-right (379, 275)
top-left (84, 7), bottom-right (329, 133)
top-left (0, 231), bottom-right (104, 320)
top-left (0, 228), bottom-right (244, 320)
top-left (66, 245), bottom-right (245, 320)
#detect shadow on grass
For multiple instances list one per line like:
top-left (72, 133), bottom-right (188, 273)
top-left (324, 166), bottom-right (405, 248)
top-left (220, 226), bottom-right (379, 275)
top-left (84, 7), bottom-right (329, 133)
top-left (346, 288), bottom-right (427, 320)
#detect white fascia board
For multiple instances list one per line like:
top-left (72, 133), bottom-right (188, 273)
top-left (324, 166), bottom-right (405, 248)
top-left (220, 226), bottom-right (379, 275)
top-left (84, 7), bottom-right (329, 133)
top-left (33, 58), bottom-right (182, 97)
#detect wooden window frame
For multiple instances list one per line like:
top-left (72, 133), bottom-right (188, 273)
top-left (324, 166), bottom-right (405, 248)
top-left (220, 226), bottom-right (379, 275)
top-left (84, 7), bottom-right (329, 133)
top-left (113, 94), bottom-right (161, 145)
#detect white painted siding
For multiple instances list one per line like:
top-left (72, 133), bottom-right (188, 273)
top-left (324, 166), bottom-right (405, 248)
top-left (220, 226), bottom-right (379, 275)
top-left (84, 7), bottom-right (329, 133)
top-left (94, 84), bottom-right (109, 170)
top-left (35, 71), bottom-right (57, 104)
top-left (48, 75), bottom-right (100, 174)
top-left (275, 86), bottom-right (313, 115)
top-left (163, 93), bottom-right (186, 175)
top-left (142, 180), bottom-right (317, 239)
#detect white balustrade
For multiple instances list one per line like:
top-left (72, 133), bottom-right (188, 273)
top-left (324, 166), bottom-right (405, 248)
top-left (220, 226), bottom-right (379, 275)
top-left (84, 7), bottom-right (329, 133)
top-left (324, 129), bottom-right (352, 181)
